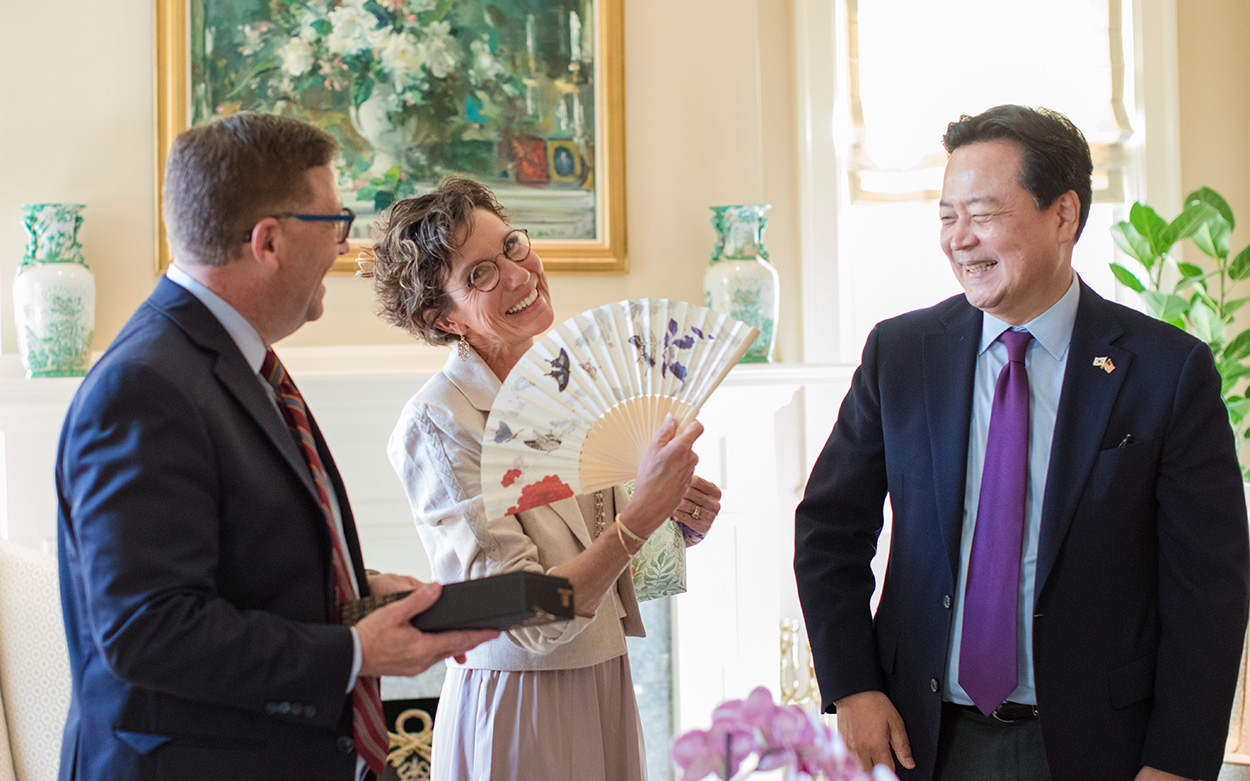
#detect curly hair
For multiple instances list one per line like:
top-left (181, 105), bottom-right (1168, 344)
top-left (360, 177), bottom-right (508, 346)
top-left (942, 104), bottom-right (1093, 241)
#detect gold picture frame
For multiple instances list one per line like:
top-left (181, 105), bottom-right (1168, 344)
top-left (155, 0), bottom-right (627, 275)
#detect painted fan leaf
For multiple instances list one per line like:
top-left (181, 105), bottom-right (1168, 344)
top-left (481, 299), bottom-right (758, 520)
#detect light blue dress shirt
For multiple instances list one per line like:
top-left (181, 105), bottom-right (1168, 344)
top-left (944, 273), bottom-right (1080, 706)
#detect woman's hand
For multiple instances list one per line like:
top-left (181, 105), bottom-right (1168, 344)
top-left (626, 415), bottom-right (703, 537)
top-left (676, 475), bottom-right (720, 544)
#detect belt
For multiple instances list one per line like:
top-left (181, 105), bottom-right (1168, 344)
top-left (952, 701), bottom-right (1038, 724)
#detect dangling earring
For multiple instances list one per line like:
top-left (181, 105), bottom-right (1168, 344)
top-left (457, 337), bottom-right (470, 360)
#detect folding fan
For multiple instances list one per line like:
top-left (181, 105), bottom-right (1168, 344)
top-left (480, 299), bottom-right (759, 520)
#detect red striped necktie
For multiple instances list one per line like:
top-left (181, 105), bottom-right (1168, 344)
top-left (261, 349), bottom-right (389, 775)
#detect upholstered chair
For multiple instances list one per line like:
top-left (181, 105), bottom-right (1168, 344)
top-left (0, 540), bottom-right (71, 781)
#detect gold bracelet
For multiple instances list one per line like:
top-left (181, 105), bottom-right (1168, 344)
top-left (616, 514), bottom-right (647, 544)
top-left (616, 523), bottom-right (642, 556)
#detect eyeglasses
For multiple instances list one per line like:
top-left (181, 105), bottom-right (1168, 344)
top-left (443, 229), bottom-right (531, 297)
top-left (243, 207), bottom-right (356, 244)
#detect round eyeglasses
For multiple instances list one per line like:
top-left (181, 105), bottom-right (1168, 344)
top-left (243, 207), bottom-right (356, 244)
top-left (443, 229), bottom-right (531, 297)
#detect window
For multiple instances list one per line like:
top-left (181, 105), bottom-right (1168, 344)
top-left (797, 0), bottom-right (1143, 363)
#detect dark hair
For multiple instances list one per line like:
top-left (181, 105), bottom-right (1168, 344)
top-left (162, 111), bottom-right (338, 266)
top-left (361, 177), bottom-right (508, 346)
top-left (942, 105), bottom-right (1093, 241)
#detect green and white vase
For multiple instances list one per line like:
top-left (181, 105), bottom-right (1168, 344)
top-left (703, 204), bottom-right (778, 363)
top-left (13, 203), bottom-right (95, 378)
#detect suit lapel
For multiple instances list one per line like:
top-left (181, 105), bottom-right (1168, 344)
top-left (147, 278), bottom-right (319, 503)
top-left (923, 298), bottom-right (982, 578)
top-left (1035, 283), bottom-right (1129, 596)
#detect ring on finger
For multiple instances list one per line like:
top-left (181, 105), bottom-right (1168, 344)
top-left (691, 506), bottom-right (702, 521)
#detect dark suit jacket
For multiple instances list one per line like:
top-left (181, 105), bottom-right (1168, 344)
top-left (795, 281), bottom-right (1250, 780)
top-left (56, 277), bottom-right (372, 780)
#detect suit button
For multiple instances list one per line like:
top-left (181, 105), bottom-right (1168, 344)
top-left (930, 678), bottom-right (940, 693)
top-left (277, 702), bottom-right (291, 714)
top-left (336, 735), bottom-right (355, 754)
top-left (943, 595), bottom-right (952, 609)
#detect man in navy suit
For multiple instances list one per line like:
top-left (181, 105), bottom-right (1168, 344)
top-left (56, 112), bottom-right (497, 780)
top-left (795, 105), bottom-right (1250, 781)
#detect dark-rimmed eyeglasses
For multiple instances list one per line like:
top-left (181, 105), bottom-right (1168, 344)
top-left (243, 207), bottom-right (356, 244)
top-left (443, 229), bottom-right (531, 297)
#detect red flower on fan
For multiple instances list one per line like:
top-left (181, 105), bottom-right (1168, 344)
top-left (507, 475), bottom-right (574, 514)
top-left (502, 469), bottom-right (522, 487)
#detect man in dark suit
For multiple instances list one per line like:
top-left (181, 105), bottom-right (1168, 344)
top-left (795, 105), bottom-right (1250, 781)
top-left (56, 112), bottom-right (497, 780)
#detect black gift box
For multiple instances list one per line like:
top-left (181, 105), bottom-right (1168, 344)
top-left (338, 571), bottom-right (575, 632)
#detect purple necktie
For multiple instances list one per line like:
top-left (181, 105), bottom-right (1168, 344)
top-left (959, 328), bottom-right (1033, 716)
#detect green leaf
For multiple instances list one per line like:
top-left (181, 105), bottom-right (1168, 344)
top-left (373, 191), bottom-right (395, 211)
top-left (1230, 245), bottom-right (1250, 281)
top-left (310, 18), bottom-right (331, 36)
top-left (417, 0), bottom-right (455, 24)
top-left (1224, 330), bottom-right (1250, 362)
top-left (357, 186), bottom-right (378, 201)
top-left (1187, 300), bottom-right (1225, 344)
top-left (1175, 262), bottom-right (1205, 278)
top-left (1130, 202), bottom-right (1169, 256)
top-left (1224, 296), bottom-right (1250, 317)
top-left (1110, 221), bottom-right (1155, 268)
top-left (351, 77), bottom-right (374, 110)
top-left (1193, 216), bottom-right (1232, 259)
top-left (1187, 186), bottom-right (1235, 231)
top-left (362, 0), bottom-right (391, 27)
top-left (1160, 201), bottom-right (1220, 250)
top-left (1109, 263), bottom-right (1145, 293)
top-left (1141, 290), bottom-right (1190, 322)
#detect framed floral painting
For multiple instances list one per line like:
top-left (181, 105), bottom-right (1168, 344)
top-left (155, 0), bottom-right (626, 274)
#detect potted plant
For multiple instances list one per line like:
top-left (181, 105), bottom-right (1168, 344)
top-left (1110, 186), bottom-right (1250, 478)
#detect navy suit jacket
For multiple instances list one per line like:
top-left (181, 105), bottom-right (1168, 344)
top-left (795, 282), bottom-right (1250, 780)
top-left (56, 277), bottom-right (372, 780)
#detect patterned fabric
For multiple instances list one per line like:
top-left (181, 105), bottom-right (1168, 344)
top-left (630, 519), bottom-right (687, 601)
top-left (0, 540), bottom-right (71, 781)
top-left (260, 349), bottom-right (388, 774)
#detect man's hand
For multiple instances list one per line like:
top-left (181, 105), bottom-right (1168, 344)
top-left (834, 690), bottom-right (915, 774)
top-left (355, 582), bottom-right (498, 677)
top-left (366, 571), bottom-right (420, 596)
top-left (1134, 768), bottom-right (1191, 781)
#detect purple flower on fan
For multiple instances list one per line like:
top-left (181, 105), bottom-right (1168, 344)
top-left (672, 687), bottom-right (898, 781)
top-left (662, 318), bottom-right (697, 380)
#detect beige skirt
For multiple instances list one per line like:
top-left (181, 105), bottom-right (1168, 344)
top-left (430, 654), bottom-right (646, 781)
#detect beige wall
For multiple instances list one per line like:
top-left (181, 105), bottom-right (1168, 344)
top-left (1177, 0), bottom-right (1250, 274)
top-left (2, 0), bottom-right (1244, 364)
top-left (0, 0), bottom-right (800, 361)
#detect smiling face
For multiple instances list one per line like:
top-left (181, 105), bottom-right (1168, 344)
top-left (436, 208), bottom-right (554, 377)
top-left (285, 163), bottom-right (348, 327)
top-left (939, 140), bottom-right (1079, 326)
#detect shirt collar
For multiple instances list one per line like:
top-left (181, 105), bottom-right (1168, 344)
top-left (441, 342), bottom-right (503, 411)
top-left (978, 272), bottom-right (1080, 361)
top-left (165, 262), bottom-right (268, 373)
